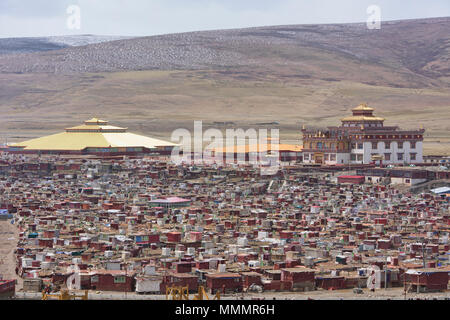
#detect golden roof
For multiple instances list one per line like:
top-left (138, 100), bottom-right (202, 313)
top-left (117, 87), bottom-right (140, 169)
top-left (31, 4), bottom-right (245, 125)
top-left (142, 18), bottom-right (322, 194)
top-left (341, 116), bottom-right (385, 121)
top-left (13, 132), bottom-right (177, 151)
top-left (12, 119), bottom-right (177, 151)
top-left (352, 103), bottom-right (374, 111)
top-left (65, 124), bottom-right (127, 131)
top-left (85, 118), bottom-right (108, 125)
top-left (211, 143), bottom-right (303, 154)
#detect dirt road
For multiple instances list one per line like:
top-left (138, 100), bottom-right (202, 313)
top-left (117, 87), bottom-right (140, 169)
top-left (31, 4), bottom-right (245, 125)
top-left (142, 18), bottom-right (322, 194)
top-left (14, 287), bottom-right (450, 300)
top-left (0, 220), bottom-right (21, 288)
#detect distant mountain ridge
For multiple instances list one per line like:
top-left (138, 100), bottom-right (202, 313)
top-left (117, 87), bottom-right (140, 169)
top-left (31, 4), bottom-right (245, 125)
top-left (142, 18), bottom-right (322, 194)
top-left (0, 18), bottom-right (449, 155)
top-left (0, 35), bottom-right (134, 55)
top-left (0, 17), bottom-right (448, 89)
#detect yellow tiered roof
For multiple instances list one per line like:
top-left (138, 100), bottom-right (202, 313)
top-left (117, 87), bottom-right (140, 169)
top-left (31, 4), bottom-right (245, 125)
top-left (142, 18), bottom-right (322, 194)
top-left (65, 124), bottom-right (127, 131)
top-left (212, 143), bottom-right (303, 154)
top-left (12, 119), bottom-right (177, 151)
top-left (341, 115), bottom-right (385, 121)
top-left (342, 103), bottom-right (384, 121)
top-left (84, 118), bottom-right (109, 125)
top-left (352, 103), bottom-right (374, 111)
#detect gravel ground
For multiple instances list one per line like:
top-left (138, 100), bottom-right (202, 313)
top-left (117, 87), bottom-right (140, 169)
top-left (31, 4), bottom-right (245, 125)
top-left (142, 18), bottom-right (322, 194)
top-left (12, 287), bottom-right (450, 300)
top-left (0, 220), bottom-right (21, 288)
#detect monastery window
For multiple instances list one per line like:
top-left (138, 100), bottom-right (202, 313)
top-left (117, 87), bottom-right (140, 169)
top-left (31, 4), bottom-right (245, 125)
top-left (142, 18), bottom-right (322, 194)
top-left (384, 153), bottom-right (391, 161)
top-left (351, 143), bottom-right (356, 149)
top-left (398, 142), bottom-right (403, 149)
top-left (410, 153), bottom-right (416, 161)
top-left (385, 141), bottom-right (390, 149)
top-left (330, 154), bottom-right (336, 161)
top-left (357, 154), bottom-right (363, 161)
top-left (357, 143), bottom-right (363, 149)
top-left (410, 141), bottom-right (416, 149)
top-left (397, 153), bottom-right (404, 161)
top-left (371, 142), bottom-right (378, 149)
top-left (114, 276), bottom-right (126, 283)
top-left (317, 142), bottom-right (323, 149)
top-left (350, 154), bottom-right (357, 161)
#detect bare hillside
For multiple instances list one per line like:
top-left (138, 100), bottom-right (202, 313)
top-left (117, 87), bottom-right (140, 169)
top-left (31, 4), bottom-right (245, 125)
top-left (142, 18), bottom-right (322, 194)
top-left (0, 35), bottom-right (133, 55)
top-left (0, 18), bottom-right (449, 155)
top-left (0, 17), bottom-right (449, 88)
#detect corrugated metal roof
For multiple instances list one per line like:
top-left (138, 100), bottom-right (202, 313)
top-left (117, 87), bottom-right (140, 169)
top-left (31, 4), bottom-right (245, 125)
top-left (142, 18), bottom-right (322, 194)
top-left (431, 186), bottom-right (450, 194)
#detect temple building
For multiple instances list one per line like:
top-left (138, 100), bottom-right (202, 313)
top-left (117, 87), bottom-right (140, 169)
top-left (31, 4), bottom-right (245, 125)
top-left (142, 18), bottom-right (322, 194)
top-left (211, 142), bottom-right (303, 163)
top-left (301, 104), bottom-right (424, 165)
top-left (7, 118), bottom-right (177, 156)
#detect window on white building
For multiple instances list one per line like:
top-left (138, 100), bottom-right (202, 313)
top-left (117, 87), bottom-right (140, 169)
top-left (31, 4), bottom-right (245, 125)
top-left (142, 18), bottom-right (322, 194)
top-left (357, 154), bottom-right (363, 161)
top-left (410, 141), bottom-right (416, 149)
top-left (372, 142), bottom-right (377, 149)
top-left (410, 153), bottom-right (416, 161)
top-left (398, 142), bottom-right (403, 149)
top-left (357, 143), bottom-right (363, 149)
top-left (330, 154), bottom-right (336, 161)
top-left (350, 154), bottom-right (356, 161)
top-left (384, 153), bottom-right (391, 161)
top-left (397, 153), bottom-right (404, 161)
top-left (385, 141), bottom-right (390, 149)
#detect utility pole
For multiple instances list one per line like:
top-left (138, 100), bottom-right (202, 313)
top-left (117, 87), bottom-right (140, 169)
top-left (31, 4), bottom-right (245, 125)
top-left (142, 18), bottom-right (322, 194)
top-left (125, 262), bottom-right (128, 300)
top-left (421, 239), bottom-right (426, 268)
top-left (403, 271), bottom-right (407, 300)
top-left (385, 257), bottom-right (388, 290)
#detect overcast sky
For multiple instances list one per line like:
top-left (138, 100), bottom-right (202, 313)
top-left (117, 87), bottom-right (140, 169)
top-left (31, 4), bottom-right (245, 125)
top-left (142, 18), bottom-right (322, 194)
top-left (0, 0), bottom-right (449, 38)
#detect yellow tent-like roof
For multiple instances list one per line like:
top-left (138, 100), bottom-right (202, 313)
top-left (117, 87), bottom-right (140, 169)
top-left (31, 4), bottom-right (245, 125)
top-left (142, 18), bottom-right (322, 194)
top-left (342, 103), bottom-right (384, 121)
top-left (211, 143), bottom-right (303, 154)
top-left (352, 103), bottom-right (374, 111)
top-left (340, 115), bottom-right (385, 121)
top-left (13, 118), bottom-right (177, 151)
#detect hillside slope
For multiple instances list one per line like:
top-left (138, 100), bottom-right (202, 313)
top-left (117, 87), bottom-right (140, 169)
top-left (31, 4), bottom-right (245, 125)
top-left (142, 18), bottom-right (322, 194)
top-left (0, 17), bottom-right (449, 88)
top-left (0, 35), bottom-right (133, 55)
top-left (0, 17), bottom-right (449, 155)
